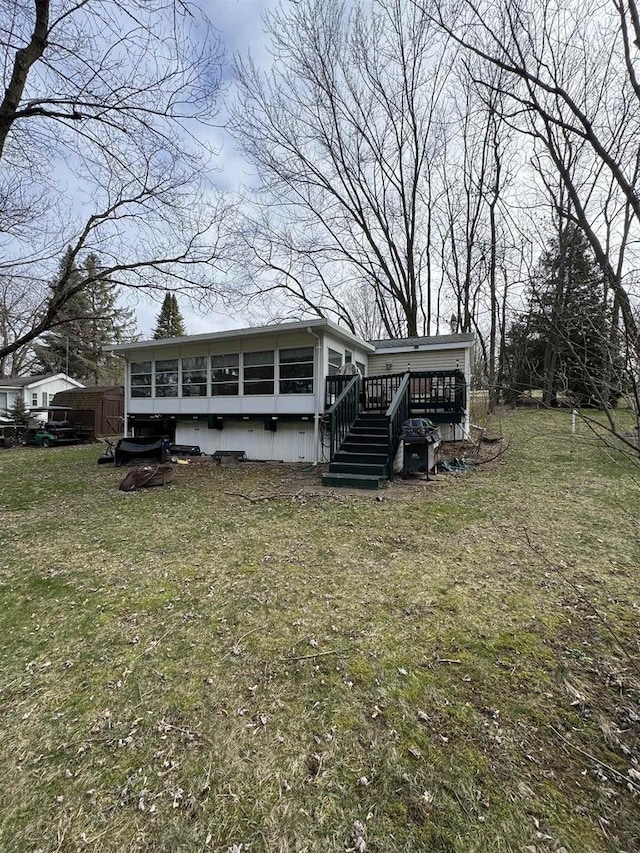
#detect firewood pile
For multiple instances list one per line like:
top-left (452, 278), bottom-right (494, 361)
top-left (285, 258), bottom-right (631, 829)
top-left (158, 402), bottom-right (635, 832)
top-left (118, 463), bottom-right (174, 492)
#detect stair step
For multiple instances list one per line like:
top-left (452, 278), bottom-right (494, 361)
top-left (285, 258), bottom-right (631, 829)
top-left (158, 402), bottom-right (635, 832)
top-left (340, 443), bottom-right (388, 455)
top-left (329, 462), bottom-right (387, 476)
top-left (355, 418), bottom-right (387, 428)
top-left (350, 425), bottom-right (388, 434)
top-left (322, 472), bottom-right (386, 490)
top-left (345, 433), bottom-right (388, 443)
top-left (334, 451), bottom-right (388, 465)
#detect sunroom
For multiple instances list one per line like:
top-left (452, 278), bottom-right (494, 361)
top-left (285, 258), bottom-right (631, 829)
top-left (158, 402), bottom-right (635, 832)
top-left (110, 319), bottom-right (472, 465)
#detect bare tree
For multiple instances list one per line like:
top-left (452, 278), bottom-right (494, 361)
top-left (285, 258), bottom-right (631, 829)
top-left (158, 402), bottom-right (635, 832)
top-left (0, 274), bottom-right (39, 376)
top-left (435, 57), bottom-right (518, 407)
top-left (230, 0), bottom-right (453, 338)
top-left (420, 0), bottom-right (640, 444)
top-left (0, 0), bottom-right (227, 365)
top-left (421, 0), bottom-right (640, 351)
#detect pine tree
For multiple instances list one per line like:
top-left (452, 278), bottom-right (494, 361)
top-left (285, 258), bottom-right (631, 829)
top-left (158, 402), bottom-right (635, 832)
top-left (34, 248), bottom-right (89, 380)
top-left (153, 293), bottom-right (186, 339)
top-left (35, 249), bottom-right (137, 384)
top-left (506, 226), bottom-right (622, 406)
top-left (8, 395), bottom-right (29, 425)
top-left (82, 254), bottom-right (137, 384)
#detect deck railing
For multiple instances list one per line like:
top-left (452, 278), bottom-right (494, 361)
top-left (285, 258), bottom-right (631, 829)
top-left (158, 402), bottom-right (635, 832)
top-left (408, 370), bottom-right (466, 414)
top-left (325, 370), bottom-right (466, 417)
top-left (326, 374), bottom-right (360, 461)
top-left (324, 374), bottom-right (353, 409)
top-left (385, 372), bottom-right (410, 480)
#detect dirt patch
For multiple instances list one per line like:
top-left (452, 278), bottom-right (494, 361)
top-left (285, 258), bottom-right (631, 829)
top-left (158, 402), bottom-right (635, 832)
top-left (158, 440), bottom-right (510, 502)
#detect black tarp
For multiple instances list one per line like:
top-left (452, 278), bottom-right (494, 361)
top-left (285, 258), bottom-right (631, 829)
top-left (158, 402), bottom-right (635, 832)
top-left (115, 436), bottom-right (169, 466)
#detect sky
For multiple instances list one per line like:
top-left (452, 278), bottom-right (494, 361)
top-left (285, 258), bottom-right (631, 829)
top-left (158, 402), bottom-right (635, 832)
top-left (133, 0), bottom-right (273, 339)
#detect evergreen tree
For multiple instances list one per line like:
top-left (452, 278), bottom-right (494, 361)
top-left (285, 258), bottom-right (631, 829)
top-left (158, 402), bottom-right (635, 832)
top-left (505, 226), bottom-right (622, 407)
top-left (7, 395), bottom-right (29, 425)
top-left (35, 249), bottom-right (137, 384)
top-left (34, 248), bottom-right (88, 380)
top-left (81, 254), bottom-right (137, 384)
top-left (153, 293), bottom-right (186, 339)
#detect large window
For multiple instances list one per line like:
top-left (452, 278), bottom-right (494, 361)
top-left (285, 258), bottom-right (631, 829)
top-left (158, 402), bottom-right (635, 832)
top-left (279, 346), bottom-right (314, 394)
top-left (155, 359), bottom-right (179, 397)
top-left (131, 361), bottom-right (152, 398)
top-left (182, 356), bottom-right (207, 397)
top-left (328, 348), bottom-right (343, 375)
top-left (211, 354), bottom-right (239, 396)
top-left (244, 350), bottom-right (274, 395)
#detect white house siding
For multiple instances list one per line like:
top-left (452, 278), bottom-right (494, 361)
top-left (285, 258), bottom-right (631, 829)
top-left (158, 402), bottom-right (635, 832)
top-left (1, 390), bottom-right (17, 411)
top-left (131, 393), bottom-right (316, 417)
top-left (323, 331), bottom-right (371, 376)
top-left (367, 348), bottom-right (467, 375)
top-left (175, 419), bottom-right (316, 462)
top-left (0, 375), bottom-right (81, 416)
top-left (438, 423), bottom-right (462, 442)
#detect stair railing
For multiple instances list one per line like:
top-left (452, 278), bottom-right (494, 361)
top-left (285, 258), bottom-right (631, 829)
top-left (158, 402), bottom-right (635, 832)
top-left (325, 374), bottom-right (352, 409)
top-left (326, 374), bottom-right (360, 461)
top-left (385, 372), bottom-right (410, 479)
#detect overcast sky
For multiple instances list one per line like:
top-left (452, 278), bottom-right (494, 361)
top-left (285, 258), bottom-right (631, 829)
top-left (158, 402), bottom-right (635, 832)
top-left (133, 0), bottom-right (272, 339)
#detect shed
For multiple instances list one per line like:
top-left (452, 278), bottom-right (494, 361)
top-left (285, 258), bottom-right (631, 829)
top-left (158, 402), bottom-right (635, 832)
top-left (51, 386), bottom-right (124, 437)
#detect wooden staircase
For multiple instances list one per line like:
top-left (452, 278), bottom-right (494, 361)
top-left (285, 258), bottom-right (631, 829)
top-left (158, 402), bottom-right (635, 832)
top-left (322, 369), bottom-right (464, 490)
top-left (321, 414), bottom-right (389, 489)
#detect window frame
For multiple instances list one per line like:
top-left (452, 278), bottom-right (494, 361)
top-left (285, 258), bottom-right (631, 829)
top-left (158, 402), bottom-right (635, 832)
top-left (130, 361), bottom-right (153, 399)
top-left (211, 353), bottom-right (240, 396)
top-left (279, 346), bottom-right (314, 395)
top-left (181, 355), bottom-right (208, 397)
top-left (243, 350), bottom-right (275, 395)
top-left (155, 358), bottom-right (179, 398)
top-left (327, 348), bottom-right (343, 376)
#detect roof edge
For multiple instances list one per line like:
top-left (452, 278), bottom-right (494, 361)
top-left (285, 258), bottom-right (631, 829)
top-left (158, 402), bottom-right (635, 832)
top-left (106, 318), bottom-right (376, 354)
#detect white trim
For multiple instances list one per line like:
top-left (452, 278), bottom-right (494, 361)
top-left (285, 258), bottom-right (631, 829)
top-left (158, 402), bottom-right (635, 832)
top-left (107, 318), bottom-right (376, 355)
top-left (372, 341), bottom-right (474, 355)
top-left (123, 361), bottom-right (129, 437)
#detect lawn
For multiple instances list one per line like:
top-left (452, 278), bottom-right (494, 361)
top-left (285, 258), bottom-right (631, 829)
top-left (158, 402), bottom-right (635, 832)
top-left (0, 410), bottom-right (638, 853)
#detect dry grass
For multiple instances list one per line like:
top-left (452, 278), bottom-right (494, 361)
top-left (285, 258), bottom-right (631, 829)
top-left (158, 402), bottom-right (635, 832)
top-left (0, 409), bottom-right (638, 852)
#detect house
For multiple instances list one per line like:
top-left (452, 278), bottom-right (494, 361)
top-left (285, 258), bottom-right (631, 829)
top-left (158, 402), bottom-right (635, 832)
top-left (51, 386), bottom-right (124, 437)
top-left (110, 319), bottom-right (474, 486)
top-left (0, 374), bottom-right (84, 418)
